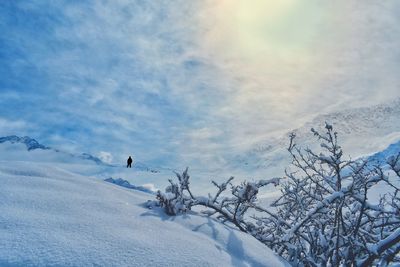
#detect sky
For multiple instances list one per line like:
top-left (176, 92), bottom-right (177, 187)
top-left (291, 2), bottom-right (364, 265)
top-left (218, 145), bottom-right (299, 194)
top-left (1, 0), bottom-right (400, 169)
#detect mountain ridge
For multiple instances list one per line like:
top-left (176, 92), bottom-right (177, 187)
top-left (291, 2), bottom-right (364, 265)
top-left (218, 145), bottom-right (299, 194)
top-left (0, 135), bottom-right (161, 173)
top-left (231, 98), bottom-right (400, 175)
top-left (0, 135), bottom-right (50, 151)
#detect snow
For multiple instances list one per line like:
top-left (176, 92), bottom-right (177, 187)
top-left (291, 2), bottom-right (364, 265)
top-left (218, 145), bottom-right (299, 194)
top-left (0, 129), bottom-right (398, 266)
top-left (0, 140), bottom-right (174, 193)
top-left (104, 177), bottom-right (156, 194)
top-left (0, 161), bottom-right (289, 266)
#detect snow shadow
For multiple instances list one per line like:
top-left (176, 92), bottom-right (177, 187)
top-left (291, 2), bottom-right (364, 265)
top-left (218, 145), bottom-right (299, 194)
top-left (227, 231), bottom-right (264, 267)
top-left (192, 217), bottom-right (220, 240)
top-left (139, 206), bottom-right (192, 222)
top-left (0, 168), bottom-right (47, 178)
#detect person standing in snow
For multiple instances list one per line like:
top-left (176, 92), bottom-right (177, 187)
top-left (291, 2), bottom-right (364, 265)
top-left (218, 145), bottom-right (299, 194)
top-left (127, 156), bottom-right (133, 168)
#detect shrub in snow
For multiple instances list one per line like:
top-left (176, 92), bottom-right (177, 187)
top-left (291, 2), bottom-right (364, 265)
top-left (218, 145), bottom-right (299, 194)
top-left (156, 168), bottom-right (280, 231)
top-left (251, 123), bottom-right (400, 266)
top-left (156, 168), bottom-right (195, 215)
top-left (156, 123), bottom-right (400, 266)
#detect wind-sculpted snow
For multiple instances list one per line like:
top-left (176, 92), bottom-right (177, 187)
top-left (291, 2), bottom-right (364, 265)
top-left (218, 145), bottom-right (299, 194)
top-left (104, 177), bottom-right (156, 194)
top-left (0, 161), bottom-right (289, 266)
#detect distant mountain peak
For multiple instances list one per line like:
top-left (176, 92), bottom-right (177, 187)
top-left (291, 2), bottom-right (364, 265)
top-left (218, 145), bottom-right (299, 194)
top-left (79, 152), bottom-right (106, 165)
top-left (0, 135), bottom-right (49, 151)
top-left (0, 135), bottom-right (109, 166)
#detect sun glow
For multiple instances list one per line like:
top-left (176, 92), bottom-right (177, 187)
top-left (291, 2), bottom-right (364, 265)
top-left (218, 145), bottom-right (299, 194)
top-left (197, 0), bottom-right (331, 127)
top-left (203, 0), bottom-right (323, 58)
top-left (227, 0), bottom-right (296, 49)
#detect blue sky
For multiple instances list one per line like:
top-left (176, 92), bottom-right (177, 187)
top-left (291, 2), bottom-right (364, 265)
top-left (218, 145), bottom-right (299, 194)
top-left (1, 0), bottom-right (400, 168)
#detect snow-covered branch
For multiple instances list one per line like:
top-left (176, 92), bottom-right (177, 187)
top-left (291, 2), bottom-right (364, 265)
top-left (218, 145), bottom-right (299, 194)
top-left (156, 171), bottom-right (280, 232)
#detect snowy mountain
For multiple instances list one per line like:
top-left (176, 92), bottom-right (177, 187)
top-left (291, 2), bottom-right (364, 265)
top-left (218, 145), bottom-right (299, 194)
top-left (232, 98), bottom-right (400, 177)
top-left (0, 135), bottom-right (187, 196)
top-left (0, 135), bottom-right (111, 165)
top-left (0, 135), bottom-right (50, 151)
top-left (0, 158), bottom-right (289, 266)
top-left (0, 135), bottom-right (162, 171)
top-left (2, 97), bottom-right (399, 197)
top-left (367, 139), bottom-right (400, 165)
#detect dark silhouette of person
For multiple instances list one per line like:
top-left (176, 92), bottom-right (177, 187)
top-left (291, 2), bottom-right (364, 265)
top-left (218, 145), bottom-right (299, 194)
top-left (127, 156), bottom-right (133, 168)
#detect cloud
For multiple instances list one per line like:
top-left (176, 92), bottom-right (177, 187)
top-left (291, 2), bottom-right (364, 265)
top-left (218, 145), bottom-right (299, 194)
top-left (98, 151), bottom-right (113, 164)
top-left (186, 0), bottom-right (400, 159)
top-left (1, 0), bottom-right (200, 164)
top-left (0, 0), bottom-right (399, 171)
top-left (0, 118), bottom-right (30, 136)
top-left (140, 183), bottom-right (158, 193)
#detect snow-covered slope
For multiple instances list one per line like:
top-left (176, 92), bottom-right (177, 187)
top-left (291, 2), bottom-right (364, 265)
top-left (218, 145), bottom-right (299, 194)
top-left (0, 135), bottom-right (177, 193)
top-left (232, 98), bottom-right (400, 177)
top-left (0, 160), bottom-right (288, 266)
top-left (0, 135), bottom-right (160, 172)
top-left (367, 139), bottom-right (400, 165)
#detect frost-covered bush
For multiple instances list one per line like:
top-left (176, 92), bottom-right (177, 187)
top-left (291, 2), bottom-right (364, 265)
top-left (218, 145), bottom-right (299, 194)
top-left (251, 123), bottom-right (400, 266)
top-left (156, 168), bottom-right (279, 231)
top-left (156, 168), bottom-right (195, 215)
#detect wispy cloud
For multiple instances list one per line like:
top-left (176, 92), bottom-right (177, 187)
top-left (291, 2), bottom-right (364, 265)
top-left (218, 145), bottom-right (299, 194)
top-left (1, 0), bottom-right (399, 170)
